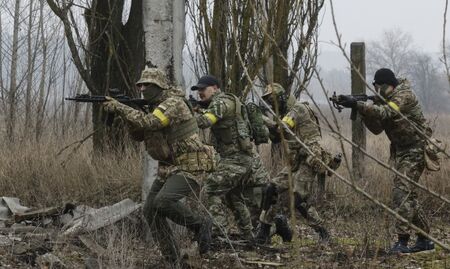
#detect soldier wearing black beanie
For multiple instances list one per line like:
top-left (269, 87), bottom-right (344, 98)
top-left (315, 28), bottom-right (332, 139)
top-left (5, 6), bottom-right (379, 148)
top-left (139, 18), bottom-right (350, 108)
top-left (373, 68), bottom-right (399, 88)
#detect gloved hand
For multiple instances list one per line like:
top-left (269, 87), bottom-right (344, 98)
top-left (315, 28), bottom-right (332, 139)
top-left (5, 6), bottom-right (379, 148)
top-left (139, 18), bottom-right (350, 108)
top-left (102, 96), bottom-right (121, 113)
top-left (337, 95), bottom-right (357, 108)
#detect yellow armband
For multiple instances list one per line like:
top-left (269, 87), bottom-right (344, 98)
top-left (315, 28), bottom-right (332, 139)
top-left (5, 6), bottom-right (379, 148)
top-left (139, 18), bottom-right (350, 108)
top-left (387, 101), bottom-right (400, 112)
top-left (282, 116), bottom-right (295, 128)
top-left (204, 112), bottom-right (218, 125)
top-left (153, 108), bottom-right (170, 127)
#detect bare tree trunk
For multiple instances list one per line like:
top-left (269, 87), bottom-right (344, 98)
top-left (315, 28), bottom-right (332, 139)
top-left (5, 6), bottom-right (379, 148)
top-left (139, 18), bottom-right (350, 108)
top-left (141, 0), bottom-right (185, 199)
top-left (61, 45), bottom-right (67, 136)
top-left (0, 6), bottom-right (5, 111)
top-left (272, 0), bottom-right (290, 89)
top-left (208, 0), bottom-right (227, 82)
top-left (35, 0), bottom-right (47, 141)
top-left (6, 0), bottom-right (21, 142)
top-left (25, 0), bottom-right (37, 137)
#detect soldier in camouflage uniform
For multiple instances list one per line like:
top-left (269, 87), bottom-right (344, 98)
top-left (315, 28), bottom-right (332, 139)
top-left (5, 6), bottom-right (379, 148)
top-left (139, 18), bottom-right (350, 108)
top-left (103, 67), bottom-right (216, 266)
top-left (338, 68), bottom-right (434, 254)
top-left (191, 75), bottom-right (256, 240)
top-left (256, 83), bottom-right (339, 244)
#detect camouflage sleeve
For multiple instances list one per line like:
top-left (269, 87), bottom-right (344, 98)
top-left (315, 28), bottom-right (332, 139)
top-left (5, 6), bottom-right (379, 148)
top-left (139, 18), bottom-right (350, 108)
top-left (281, 103), bottom-right (307, 129)
top-left (113, 102), bottom-right (165, 132)
top-left (196, 98), bottom-right (228, 129)
top-left (356, 92), bottom-right (408, 122)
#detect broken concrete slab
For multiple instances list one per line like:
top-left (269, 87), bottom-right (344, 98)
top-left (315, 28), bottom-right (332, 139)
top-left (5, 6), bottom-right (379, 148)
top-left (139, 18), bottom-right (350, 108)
top-left (0, 197), bottom-right (30, 221)
top-left (63, 199), bottom-right (141, 236)
top-left (14, 206), bottom-right (61, 223)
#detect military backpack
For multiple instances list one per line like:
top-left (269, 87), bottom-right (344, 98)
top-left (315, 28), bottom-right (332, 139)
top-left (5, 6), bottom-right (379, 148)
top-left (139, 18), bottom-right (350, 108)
top-left (245, 102), bottom-right (270, 145)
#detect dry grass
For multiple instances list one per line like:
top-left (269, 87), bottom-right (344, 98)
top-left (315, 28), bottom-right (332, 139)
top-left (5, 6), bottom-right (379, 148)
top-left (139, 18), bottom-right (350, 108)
top-left (0, 113), bottom-right (448, 268)
top-left (0, 128), bottom-right (143, 208)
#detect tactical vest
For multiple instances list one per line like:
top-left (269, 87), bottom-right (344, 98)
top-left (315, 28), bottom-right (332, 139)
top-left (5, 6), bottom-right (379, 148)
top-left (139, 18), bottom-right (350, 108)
top-left (210, 93), bottom-right (252, 156)
top-left (145, 98), bottom-right (199, 162)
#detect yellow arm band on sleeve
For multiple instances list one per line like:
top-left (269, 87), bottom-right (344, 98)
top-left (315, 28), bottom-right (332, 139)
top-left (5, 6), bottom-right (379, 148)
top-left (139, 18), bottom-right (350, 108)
top-left (152, 108), bottom-right (170, 127)
top-left (387, 101), bottom-right (400, 112)
top-left (204, 112), bottom-right (218, 125)
top-left (282, 116), bottom-right (295, 129)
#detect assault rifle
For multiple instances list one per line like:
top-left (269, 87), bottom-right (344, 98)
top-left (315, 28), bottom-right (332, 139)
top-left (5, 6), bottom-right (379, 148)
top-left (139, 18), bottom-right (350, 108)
top-left (329, 92), bottom-right (377, 120)
top-left (65, 89), bottom-right (150, 112)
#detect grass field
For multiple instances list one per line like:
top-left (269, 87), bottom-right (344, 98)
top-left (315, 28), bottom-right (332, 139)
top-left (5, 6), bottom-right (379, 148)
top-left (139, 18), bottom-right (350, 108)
top-left (0, 111), bottom-right (448, 268)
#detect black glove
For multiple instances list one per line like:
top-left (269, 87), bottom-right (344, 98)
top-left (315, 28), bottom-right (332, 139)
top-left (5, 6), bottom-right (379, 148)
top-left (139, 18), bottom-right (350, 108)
top-left (337, 95), bottom-right (357, 108)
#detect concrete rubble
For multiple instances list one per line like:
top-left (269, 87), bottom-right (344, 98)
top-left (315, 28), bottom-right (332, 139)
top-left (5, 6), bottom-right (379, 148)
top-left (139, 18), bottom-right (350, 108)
top-left (0, 197), bottom-right (142, 267)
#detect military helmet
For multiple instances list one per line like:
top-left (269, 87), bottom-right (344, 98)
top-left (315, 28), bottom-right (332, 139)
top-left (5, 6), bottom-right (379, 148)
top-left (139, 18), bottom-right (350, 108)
top-left (136, 67), bottom-right (170, 89)
top-left (262, 83), bottom-right (288, 114)
top-left (262, 83), bottom-right (285, 99)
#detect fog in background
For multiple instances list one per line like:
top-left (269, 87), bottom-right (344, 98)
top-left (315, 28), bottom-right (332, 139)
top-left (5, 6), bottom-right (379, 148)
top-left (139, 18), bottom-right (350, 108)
top-left (305, 0), bottom-right (450, 111)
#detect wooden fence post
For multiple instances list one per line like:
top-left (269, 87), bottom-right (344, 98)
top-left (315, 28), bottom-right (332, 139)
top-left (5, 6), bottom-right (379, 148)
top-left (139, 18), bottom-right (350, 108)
top-left (350, 42), bottom-right (366, 180)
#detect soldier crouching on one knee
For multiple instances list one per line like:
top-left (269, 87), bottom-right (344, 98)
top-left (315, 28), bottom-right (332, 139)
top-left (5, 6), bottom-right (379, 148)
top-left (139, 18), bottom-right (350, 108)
top-left (102, 67), bottom-right (216, 266)
top-left (256, 83), bottom-right (341, 245)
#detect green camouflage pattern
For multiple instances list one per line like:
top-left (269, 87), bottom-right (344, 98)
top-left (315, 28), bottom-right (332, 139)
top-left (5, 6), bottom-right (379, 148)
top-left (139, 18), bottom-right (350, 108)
top-left (204, 153), bottom-right (254, 238)
top-left (260, 100), bottom-right (331, 230)
top-left (197, 91), bottom-right (257, 238)
top-left (197, 92), bottom-right (252, 156)
top-left (357, 78), bottom-right (429, 147)
top-left (109, 88), bottom-right (214, 180)
top-left (244, 148), bottom-right (269, 226)
top-left (284, 101), bottom-right (322, 147)
top-left (260, 143), bottom-right (326, 228)
top-left (357, 78), bottom-right (430, 236)
top-left (392, 144), bottom-right (429, 235)
top-left (105, 75), bottom-right (215, 262)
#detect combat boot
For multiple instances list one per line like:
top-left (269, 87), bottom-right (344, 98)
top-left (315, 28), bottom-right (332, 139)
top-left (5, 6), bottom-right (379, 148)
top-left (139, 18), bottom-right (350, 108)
top-left (313, 226), bottom-right (330, 244)
top-left (255, 222), bottom-right (272, 244)
top-left (194, 218), bottom-right (212, 255)
top-left (410, 235), bottom-right (435, 253)
top-left (389, 234), bottom-right (411, 254)
top-left (274, 215), bottom-right (293, 242)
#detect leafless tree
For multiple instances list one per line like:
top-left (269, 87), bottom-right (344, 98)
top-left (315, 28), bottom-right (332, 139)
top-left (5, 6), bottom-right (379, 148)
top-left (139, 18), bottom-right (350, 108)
top-left (46, 0), bottom-right (144, 151)
top-left (366, 28), bottom-right (414, 77)
top-left (186, 0), bottom-right (324, 98)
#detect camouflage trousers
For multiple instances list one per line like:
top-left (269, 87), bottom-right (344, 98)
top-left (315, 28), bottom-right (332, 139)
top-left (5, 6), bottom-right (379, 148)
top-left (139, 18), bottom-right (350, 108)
top-left (243, 151), bottom-right (269, 228)
top-left (260, 143), bottom-right (329, 229)
top-left (391, 144), bottom-right (429, 236)
top-left (143, 172), bottom-right (203, 263)
top-left (204, 153), bottom-right (254, 238)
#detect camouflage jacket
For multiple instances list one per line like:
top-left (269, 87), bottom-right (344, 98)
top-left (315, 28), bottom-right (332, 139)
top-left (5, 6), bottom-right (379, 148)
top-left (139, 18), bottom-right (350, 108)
top-left (112, 88), bottom-right (215, 175)
top-left (282, 100), bottom-right (322, 147)
top-left (196, 91), bottom-right (253, 157)
top-left (357, 79), bottom-right (429, 149)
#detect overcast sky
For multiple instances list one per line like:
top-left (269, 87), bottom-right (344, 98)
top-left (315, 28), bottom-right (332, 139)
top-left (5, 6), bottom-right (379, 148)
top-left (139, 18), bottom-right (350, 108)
top-left (318, 0), bottom-right (448, 53)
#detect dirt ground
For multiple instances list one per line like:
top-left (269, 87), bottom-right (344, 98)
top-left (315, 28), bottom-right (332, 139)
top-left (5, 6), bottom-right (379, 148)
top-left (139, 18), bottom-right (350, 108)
top-left (0, 208), bottom-right (448, 269)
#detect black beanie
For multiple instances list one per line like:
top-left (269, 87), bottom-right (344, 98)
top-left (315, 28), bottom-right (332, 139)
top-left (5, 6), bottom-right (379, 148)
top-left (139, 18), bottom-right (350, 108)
top-left (373, 68), bottom-right (399, 87)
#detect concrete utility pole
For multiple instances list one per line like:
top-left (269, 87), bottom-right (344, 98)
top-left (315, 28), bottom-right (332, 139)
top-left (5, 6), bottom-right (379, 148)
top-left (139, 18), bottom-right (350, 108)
top-left (350, 42), bottom-right (366, 180)
top-left (142, 0), bottom-right (185, 199)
